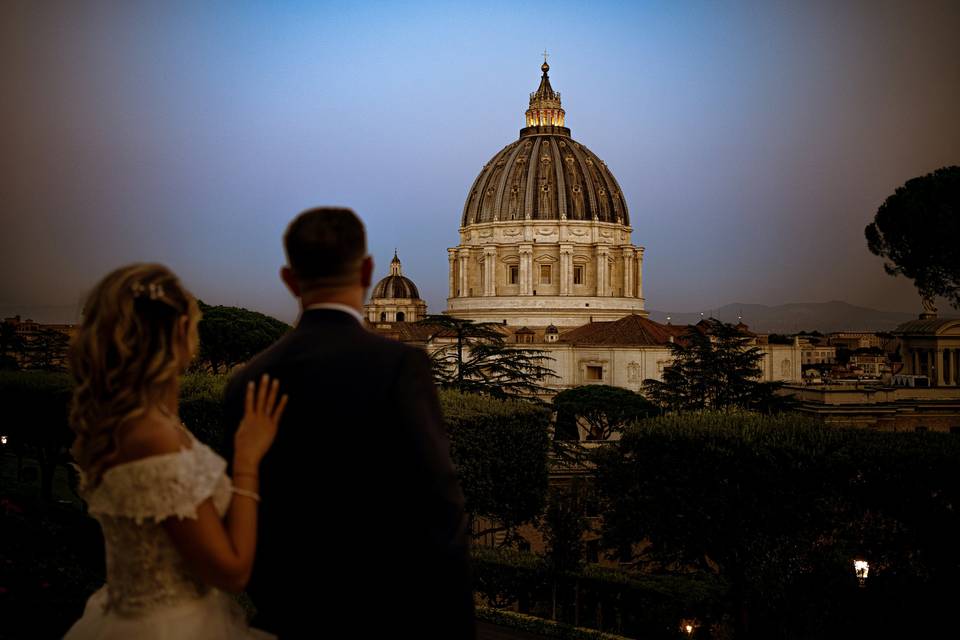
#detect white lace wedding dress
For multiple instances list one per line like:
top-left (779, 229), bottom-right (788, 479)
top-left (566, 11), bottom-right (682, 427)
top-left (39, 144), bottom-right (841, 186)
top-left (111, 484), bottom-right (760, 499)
top-left (64, 436), bottom-right (273, 639)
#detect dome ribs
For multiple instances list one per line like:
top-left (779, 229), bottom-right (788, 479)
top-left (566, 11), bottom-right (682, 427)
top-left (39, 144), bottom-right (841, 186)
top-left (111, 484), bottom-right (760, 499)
top-left (493, 140), bottom-right (526, 222)
top-left (524, 137), bottom-right (542, 220)
top-left (548, 137), bottom-right (568, 220)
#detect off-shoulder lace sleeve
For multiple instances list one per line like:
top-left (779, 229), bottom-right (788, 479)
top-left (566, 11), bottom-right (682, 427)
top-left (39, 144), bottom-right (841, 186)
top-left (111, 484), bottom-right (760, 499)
top-left (85, 445), bottom-right (227, 524)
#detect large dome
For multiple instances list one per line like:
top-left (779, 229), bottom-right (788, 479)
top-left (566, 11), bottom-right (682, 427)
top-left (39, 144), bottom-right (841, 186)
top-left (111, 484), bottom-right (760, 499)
top-left (445, 60), bottom-right (646, 328)
top-left (461, 62), bottom-right (629, 227)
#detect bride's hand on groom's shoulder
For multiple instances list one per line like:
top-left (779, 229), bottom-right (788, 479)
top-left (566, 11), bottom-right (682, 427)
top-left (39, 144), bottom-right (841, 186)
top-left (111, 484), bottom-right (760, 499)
top-left (234, 374), bottom-right (288, 472)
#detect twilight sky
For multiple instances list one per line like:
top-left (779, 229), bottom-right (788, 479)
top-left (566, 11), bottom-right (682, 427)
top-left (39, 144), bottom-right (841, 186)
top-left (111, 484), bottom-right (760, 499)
top-left (2, 1), bottom-right (958, 324)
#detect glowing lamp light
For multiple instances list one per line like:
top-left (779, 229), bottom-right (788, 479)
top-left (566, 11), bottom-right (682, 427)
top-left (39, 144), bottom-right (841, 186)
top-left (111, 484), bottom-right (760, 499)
top-left (1, 435), bottom-right (7, 445)
top-left (680, 619), bottom-right (697, 636)
top-left (854, 559), bottom-right (869, 587)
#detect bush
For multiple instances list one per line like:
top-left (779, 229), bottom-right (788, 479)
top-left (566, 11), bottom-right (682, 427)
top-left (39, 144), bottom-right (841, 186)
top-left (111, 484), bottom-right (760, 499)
top-left (471, 547), bottom-right (730, 638)
top-left (594, 410), bottom-right (960, 638)
top-left (0, 371), bottom-right (74, 502)
top-left (476, 607), bottom-right (632, 640)
top-left (179, 373), bottom-right (230, 455)
top-left (440, 390), bottom-right (551, 537)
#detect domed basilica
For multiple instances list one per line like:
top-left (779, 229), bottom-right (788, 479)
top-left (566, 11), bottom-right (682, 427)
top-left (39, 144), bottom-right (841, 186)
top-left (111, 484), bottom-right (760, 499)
top-left (446, 60), bottom-right (645, 327)
top-left (366, 60), bottom-right (801, 392)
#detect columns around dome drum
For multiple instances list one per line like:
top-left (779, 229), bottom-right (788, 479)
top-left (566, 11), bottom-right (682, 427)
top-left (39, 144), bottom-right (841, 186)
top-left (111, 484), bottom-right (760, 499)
top-left (595, 246), bottom-right (608, 297)
top-left (636, 246), bottom-right (644, 300)
top-left (446, 233), bottom-right (645, 300)
top-left (519, 245), bottom-right (533, 296)
top-left (559, 245), bottom-right (573, 296)
top-left (448, 250), bottom-right (456, 299)
top-left (458, 249), bottom-right (469, 297)
top-left (445, 220), bottom-right (647, 328)
top-left (483, 247), bottom-right (497, 296)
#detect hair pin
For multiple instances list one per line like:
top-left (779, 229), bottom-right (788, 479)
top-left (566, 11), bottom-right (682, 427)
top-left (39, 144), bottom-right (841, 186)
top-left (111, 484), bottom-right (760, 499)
top-left (131, 281), bottom-right (165, 300)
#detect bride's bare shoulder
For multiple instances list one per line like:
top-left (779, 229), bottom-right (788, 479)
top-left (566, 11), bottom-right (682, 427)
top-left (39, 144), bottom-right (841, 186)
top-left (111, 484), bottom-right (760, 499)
top-left (110, 413), bottom-right (191, 468)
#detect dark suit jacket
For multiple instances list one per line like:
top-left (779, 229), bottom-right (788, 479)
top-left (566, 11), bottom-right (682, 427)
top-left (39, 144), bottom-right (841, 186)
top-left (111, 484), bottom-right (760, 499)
top-left (223, 308), bottom-right (475, 638)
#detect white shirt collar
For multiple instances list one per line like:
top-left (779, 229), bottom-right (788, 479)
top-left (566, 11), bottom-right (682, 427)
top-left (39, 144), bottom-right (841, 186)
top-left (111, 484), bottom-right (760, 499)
top-left (303, 303), bottom-right (365, 325)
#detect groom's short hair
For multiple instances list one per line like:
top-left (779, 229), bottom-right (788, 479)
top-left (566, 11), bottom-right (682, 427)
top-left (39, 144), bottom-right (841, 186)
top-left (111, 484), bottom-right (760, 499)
top-left (284, 207), bottom-right (367, 289)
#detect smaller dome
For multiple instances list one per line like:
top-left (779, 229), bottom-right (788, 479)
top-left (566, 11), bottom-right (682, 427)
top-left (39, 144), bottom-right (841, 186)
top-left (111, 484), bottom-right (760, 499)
top-left (372, 275), bottom-right (420, 300)
top-left (371, 251), bottom-right (421, 300)
top-left (545, 324), bottom-right (559, 334)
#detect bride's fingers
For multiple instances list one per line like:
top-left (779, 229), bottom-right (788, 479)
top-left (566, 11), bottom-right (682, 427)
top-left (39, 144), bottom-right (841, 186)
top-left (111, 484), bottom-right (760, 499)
top-left (271, 394), bottom-right (289, 424)
top-left (256, 374), bottom-right (270, 413)
top-left (265, 379), bottom-right (280, 416)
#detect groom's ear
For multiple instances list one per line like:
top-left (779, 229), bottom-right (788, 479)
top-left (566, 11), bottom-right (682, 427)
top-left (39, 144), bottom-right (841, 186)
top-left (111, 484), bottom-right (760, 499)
top-left (280, 266), bottom-right (301, 298)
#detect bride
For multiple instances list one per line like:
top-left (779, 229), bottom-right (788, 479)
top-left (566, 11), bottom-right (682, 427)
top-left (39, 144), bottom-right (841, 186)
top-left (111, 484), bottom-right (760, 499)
top-left (64, 263), bottom-right (287, 639)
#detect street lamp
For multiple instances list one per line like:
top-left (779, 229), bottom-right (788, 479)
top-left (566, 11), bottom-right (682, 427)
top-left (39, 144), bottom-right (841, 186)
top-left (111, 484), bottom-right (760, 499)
top-left (679, 618), bottom-right (697, 636)
top-left (1, 435), bottom-right (7, 446)
top-left (853, 559), bottom-right (869, 588)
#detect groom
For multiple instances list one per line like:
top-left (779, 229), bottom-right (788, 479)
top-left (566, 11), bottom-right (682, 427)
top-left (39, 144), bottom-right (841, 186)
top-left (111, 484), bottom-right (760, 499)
top-left (224, 207), bottom-right (475, 638)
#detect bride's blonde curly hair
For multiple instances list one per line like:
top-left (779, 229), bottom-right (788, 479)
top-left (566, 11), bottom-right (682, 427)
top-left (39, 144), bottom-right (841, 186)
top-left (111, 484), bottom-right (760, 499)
top-left (69, 263), bottom-right (200, 487)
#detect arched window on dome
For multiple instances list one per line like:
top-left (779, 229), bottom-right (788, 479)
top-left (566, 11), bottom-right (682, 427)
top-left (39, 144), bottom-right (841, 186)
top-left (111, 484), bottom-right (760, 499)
top-left (397, 312), bottom-right (405, 322)
top-left (380, 312), bottom-right (386, 322)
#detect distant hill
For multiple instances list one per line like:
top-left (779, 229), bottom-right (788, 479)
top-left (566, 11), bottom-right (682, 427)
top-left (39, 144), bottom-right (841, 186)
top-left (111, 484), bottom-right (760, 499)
top-left (647, 301), bottom-right (927, 333)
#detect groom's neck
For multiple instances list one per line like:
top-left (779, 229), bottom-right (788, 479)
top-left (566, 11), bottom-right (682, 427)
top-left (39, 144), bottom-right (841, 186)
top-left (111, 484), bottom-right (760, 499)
top-left (299, 286), bottom-right (365, 313)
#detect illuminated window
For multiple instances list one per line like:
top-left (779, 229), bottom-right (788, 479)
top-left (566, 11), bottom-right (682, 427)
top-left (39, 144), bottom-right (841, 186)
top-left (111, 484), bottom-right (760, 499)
top-left (586, 365), bottom-right (603, 381)
top-left (573, 265), bottom-right (584, 285)
top-left (540, 264), bottom-right (551, 284)
top-left (509, 265), bottom-right (519, 284)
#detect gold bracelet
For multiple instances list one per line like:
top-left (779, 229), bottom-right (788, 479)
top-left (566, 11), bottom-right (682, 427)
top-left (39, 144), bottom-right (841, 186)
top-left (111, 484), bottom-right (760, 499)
top-left (232, 487), bottom-right (261, 503)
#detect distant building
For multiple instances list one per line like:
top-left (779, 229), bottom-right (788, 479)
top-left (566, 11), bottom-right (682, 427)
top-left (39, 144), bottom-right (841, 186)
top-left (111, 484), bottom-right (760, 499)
top-left (784, 383), bottom-right (960, 432)
top-left (829, 331), bottom-right (883, 350)
top-left (848, 353), bottom-right (889, 378)
top-left (802, 345), bottom-right (837, 366)
top-left (893, 314), bottom-right (960, 387)
top-left (1, 316), bottom-right (75, 370)
top-left (781, 312), bottom-right (960, 431)
top-left (364, 252), bottom-right (427, 325)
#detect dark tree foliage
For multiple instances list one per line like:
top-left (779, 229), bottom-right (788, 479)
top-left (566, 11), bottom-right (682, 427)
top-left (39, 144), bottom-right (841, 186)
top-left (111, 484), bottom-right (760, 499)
top-left (195, 301), bottom-right (290, 374)
top-left (0, 371), bottom-right (73, 503)
top-left (552, 385), bottom-right (658, 441)
top-left (593, 411), bottom-right (960, 638)
top-left (0, 321), bottom-right (25, 370)
top-left (418, 315), bottom-right (556, 400)
top-left (438, 390), bottom-right (551, 544)
top-left (642, 319), bottom-right (787, 413)
top-left (865, 165), bottom-right (960, 308)
top-left (541, 479), bottom-right (592, 574)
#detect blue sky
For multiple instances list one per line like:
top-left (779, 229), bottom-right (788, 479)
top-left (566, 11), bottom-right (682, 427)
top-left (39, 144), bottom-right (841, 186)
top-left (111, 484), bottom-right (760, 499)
top-left (2, 1), bottom-right (958, 323)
